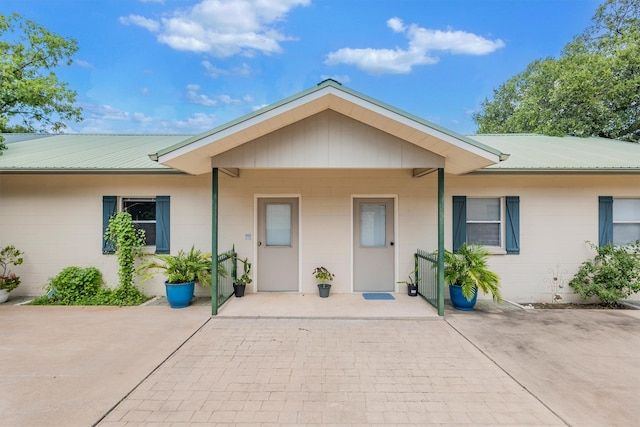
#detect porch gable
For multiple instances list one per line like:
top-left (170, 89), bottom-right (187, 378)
top-left (154, 80), bottom-right (504, 175)
top-left (211, 110), bottom-right (445, 170)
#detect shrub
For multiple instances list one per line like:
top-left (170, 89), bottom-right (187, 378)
top-left (32, 266), bottom-right (147, 306)
top-left (569, 241), bottom-right (640, 306)
top-left (35, 266), bottom-right (103, 305)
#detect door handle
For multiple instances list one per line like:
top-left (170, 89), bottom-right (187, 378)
top-left (390, 241), bottom-right (394, 246)
top-left (258, 241), bottom-right (262, 246)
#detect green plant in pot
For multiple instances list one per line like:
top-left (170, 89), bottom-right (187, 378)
top-left (140, 246), bottom-right (212, 309)
top-left (397, 267), bottom-right (420, 297)
top-left (233, 257), bottom-right (252, 297)
top-left (0, 245), bottom-right (24, 303)
top-left (313, 266), bottom-right (334, 298)
top-left (443, 243), bottom-right (501, 310)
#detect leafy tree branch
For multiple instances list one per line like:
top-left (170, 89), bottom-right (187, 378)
top-left (0, 12), bottom-right (83, 152)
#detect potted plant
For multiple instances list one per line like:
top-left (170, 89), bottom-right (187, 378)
top-left (397, 267), bottom-right (420, 296)
top-left (140, 246), bottom-right (212, 308)
top-left (0, 245), bottom-right (24, 303)
top-left (313, 266), bottom-right (334, 298)
top-left (233, 257), bottom-right (252, 297)
top-left (443, 243), bottom-right (502, 310)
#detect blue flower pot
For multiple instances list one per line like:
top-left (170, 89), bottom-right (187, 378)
top-left (449, 284), bottom-right (478, 311)
top-left (165, 281), bottom-right (195, 309)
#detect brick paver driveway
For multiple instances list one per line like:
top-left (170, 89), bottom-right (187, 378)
top-left (98, 317), bottom-right (562, 426)
top-left (3, 301), bottom-right (639, 426)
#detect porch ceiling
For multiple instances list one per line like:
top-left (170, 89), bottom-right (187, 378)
top-left (154, 81), bottom-right (503, 175)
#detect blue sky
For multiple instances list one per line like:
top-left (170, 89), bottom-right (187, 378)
top-left (3, 0), bottom-right (601, 136)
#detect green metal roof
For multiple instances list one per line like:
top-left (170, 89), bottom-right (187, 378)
top-left (155, 79), bottom-right (504, 159)
top-left (0, 134), bottom-right (191, 173)
top-left (468, 134), bottom-right (640, 172)
top-left (2, 131), bottom-right (639, 175)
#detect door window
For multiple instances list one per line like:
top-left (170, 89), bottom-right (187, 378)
top-left (360, 203), bottom-right (386, 247)
top-left (266, 203), bottom-right (291, 246)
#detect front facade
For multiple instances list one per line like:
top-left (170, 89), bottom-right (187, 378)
top-left (1, 80), bottom-right (639, 304)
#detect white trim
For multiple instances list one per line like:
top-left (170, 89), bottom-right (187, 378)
top-left (350, 194), bottom-right (399, 293)
top-left (253, 194), bottom-right (302, 293)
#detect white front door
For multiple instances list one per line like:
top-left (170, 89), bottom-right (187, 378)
top-left (257, 197), bottom-right (299, 292)
top-left (353, 198), bottom-right (395, 292)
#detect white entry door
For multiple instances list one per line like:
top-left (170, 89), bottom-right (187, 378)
top-left (257, 198), bottom-right (299, 292)
top-left (353, 198), bottom-right (395, 292)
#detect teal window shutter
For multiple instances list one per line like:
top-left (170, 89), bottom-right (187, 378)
top-left (599, 196), bottom-right (613, 246)
top-left (156, 196), bottom-right (170, 254)
top-left (505, 196), bottom-right (520, 254)
top-left (452, 196), bottom-right (466, 253)
top-left (102, 196), bottom-right (117, 254)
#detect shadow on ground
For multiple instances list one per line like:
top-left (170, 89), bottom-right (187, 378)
top-left (446, 304), bottom-right (640, 427)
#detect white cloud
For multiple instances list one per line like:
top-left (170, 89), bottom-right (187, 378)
top-left (202, 61), bottom-right (253, 78)
top-left (202, 61), bottom-right (227, 78)
top-left (186, 84), bottom-right (218, 106)
top-left (185, 85), bottom-right (252, 107)
top-left (74, 102), bottom-right (218, 134)
top-left (326, 47), bottom-right (438, 75)
top-left (119, 14), bottom-right (160, 32)
top-left (165, 113), bottom-right (218, 132)
top-left (74, 59), bottom-right (95, 69)
top-left (234, 63), bottom-right (252, 77)
top-left (326, 17), bottom-right (505, 75)
top-left (84, 104), bottom-right (132, 121)
top-left (121, 0), bottom-right (310, 58)
top-left (386, 17), bottom-right (406, 33)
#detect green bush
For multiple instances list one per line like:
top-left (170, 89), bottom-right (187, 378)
top-left (42, 266), bottom-right (103, 305)
top-left (569, 241), bottom-right (640, 306)
top-left (31, 266), bottom-right (147, 306)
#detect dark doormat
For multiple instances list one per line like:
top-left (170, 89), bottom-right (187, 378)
top-left (362, 293), bottom-right (395, 300)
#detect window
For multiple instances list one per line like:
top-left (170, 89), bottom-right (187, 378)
top-left (600, 197), bottom-right (640, 246)
top-left (123, 198), bottom-right (157, 246)
top-left (467, 198), bottom-right (502, 247)
top-left (613, 199), bottom-right (640, 246)
top-left (453, 196), bottom-right (519, 254)
top-left (102, 195), bottom-right (170, 254)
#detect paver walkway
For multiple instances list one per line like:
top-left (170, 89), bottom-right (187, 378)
top-left (98, 317), bottom-right (563, 426)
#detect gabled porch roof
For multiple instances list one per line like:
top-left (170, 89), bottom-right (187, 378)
top-left (152, 79), bottom-right (506, 176)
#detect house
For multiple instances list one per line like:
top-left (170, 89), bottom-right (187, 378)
top-left (1, 79), bottom-right (639, 307)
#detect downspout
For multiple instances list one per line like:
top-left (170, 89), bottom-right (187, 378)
top-left (437, 168), bottom-right (445, 316)
top-left (212, 168), bottom-right (219, 315)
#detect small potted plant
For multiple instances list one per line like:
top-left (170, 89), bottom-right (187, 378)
top-left (397, 267), bottom-right (420, 297)
top-left (313, 266), bottom-right (334, 298)
top-left (233, 257), bottom-right (252, 297)
top-left (443, 243), bottom-right (501, 310)
top-left (140, 246), bottom-right (212, 308)
top-left (0, 245), bottom-right (24, 303)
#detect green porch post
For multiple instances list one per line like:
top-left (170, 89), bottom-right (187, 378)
top-left (437, 167), bottom-right (445, 316)
top-left (212, 168), bottom-right (219, 315)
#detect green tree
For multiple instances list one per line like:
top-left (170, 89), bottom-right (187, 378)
top-left (0, 13), bottom-right (82, 152)
top-left (474, 0), bottom-right (640, 142)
